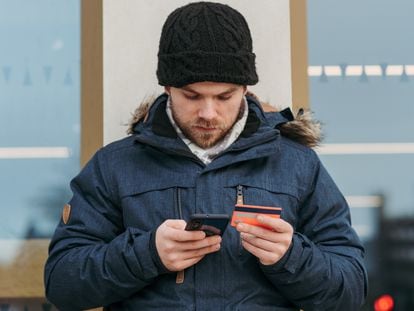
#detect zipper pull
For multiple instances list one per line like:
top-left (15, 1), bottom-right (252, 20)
top-left (237, 185), bottom-right (244, 205)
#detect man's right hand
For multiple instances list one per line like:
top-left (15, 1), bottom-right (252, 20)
top-left (155, 219), bottom-right (222, 271)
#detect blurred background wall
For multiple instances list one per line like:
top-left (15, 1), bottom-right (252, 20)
top-left (102, 0), bottom-right (295, 144)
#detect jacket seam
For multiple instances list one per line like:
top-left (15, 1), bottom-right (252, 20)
top-left (97, 150), bottom-right (120, 206)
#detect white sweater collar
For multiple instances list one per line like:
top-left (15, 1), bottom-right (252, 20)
top-left (166, 96), bottom-right (249, 164)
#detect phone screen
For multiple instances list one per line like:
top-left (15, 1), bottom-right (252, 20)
top-left (185, 214), bottom-right (230, 236)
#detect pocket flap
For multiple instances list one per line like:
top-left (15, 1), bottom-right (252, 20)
top-left (120, 175), bottom-right (195, 197)
top-left (224, 179), bottom-right (300, 199)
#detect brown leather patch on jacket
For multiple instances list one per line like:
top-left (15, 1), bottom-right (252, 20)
top-left (62, 204), bottom-right (71, 224)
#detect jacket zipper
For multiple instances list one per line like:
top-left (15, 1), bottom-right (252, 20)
top-left (237, 185), bottom-right (244, 256)
top-left (175, 187), bottom-right (185, 284)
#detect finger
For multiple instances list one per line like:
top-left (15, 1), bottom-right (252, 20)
top-left (240, 233), bottom-right (279, 252)
top-left (256, 216), bottom-right (293, 234)
top-left (241, 239), bottom-right (280, 265)
top-left (164, 219), bottom-right (187, 230)
top-left (236, 222), bottom-right (279, 242)
top-left (180, 242), bottom-right (221, 260)
top-left (161, 241), bottom-right (220, 269)
top-left (166, 242), bottom-right (221, 270)
top-left (175, 229), bottom-right (207, 242)
top-left (182, 256), bottom-right (204, 267)
top-left (178, 235), bottom-right (222, 251)
top-left (240, 233), bottom-right (291, 255)
top-left (167, 255), bottom-right (204, 271)
top-left (165, 226), bottom-right (206, 242)
top-left (236, 217), bottom-right (293, 239)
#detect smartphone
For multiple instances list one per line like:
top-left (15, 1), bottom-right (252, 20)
top-left (185, 214), bottom-right (230, 236)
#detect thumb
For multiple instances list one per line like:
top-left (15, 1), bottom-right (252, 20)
top-left (164, 219), bottom-right (187, 230)
top-left (257, 215), bottom-right (292, 233)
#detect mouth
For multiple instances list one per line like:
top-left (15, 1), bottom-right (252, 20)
top-left (193, 126), bottom-right (217, 132)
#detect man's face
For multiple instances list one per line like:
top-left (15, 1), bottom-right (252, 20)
top-left (166, 82), bottom-right (246, 149)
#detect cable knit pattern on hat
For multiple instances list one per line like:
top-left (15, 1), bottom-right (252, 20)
top-left (157, 1), bottom-right (258, 87)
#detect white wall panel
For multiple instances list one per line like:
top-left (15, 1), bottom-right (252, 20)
top-left (103, 0), bottom-right (291, 144)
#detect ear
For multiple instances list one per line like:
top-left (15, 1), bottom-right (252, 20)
top-left (164, 86), bottom-right (171, 95)
top-left (243, 86), bottom-right (247, 95)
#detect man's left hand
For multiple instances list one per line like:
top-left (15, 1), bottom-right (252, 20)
top-left (236, 215), bottom-right (293, 265)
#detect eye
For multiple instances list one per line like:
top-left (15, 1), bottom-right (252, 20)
top-left (184, 93), bottom-right (200, 100)
top-left (218, 95), bottom-right (232, 101)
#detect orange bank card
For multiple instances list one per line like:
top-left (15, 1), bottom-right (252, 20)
top-left (231, 204), bottom-right (282, 229)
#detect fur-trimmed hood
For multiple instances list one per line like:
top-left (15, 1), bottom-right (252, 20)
top-left (127, 92), bottom-right (322, 148)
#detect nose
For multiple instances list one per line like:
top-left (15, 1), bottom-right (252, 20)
top-left (198, 100), bottom-right (218, 120)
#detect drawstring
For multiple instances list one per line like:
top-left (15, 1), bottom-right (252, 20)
top-left (175, 187), bottom-right (185, 284)
top-left (176, 187), bottom-right (183, 219)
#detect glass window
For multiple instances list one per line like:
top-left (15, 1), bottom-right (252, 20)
top-left (0, 0), bottom-right (80, 308)
top-left (307, 0), bottom-right (414, 309)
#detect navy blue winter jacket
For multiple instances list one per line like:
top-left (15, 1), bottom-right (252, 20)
top-left (45, 94), bottom-right (367, 310)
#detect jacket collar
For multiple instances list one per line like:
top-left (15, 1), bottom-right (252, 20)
top-left (132, 94), bottom-right (284, 167)
top-left (133, 93), bottom-right (291, 138)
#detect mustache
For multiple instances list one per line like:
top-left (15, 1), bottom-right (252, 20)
top-left (191, 119), bottom-right (227, 130)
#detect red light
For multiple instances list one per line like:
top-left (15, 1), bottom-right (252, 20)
top-left (374, 294), bottom-right (394, 311)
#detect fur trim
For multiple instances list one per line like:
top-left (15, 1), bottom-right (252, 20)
top-left (127, 93), bottom-right (322, 147)
top-left (126, 95), bottom-right (156, 135)
top-left (245, 91), bottom-right (322, 147)
top-left (279, 109), bottom-right (322, 148)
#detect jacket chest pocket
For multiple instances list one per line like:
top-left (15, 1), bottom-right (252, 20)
top-left (120, 181), bottom-right (195, 231)
top-left (222, 182), bottom-right (300, 229)
top-left (222, 182), bottom-right (300, 258)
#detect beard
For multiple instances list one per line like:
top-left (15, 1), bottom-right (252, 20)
top-left (171, 99), bottom-right (245, 149)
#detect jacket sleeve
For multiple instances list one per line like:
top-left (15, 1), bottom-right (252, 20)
top-left (260, 155), bottom-right (368, 311)
top-left (44, 150), bottom-right (168, 310)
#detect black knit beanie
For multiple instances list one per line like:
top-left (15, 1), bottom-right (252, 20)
top-left (157, 1), bottom-right (258, 87)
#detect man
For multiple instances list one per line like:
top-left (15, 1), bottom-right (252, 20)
top-left (45, 2), bottom-right (367, 310)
